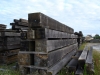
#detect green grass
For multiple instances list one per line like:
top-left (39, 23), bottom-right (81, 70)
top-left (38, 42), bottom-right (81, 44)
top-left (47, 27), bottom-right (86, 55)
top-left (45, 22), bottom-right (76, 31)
top-left (93, 50), bottom-right (100, 75)
top-left (0, 63), bottom-right (20, 75)
top-left (79, 42), bottom-right (87, 50)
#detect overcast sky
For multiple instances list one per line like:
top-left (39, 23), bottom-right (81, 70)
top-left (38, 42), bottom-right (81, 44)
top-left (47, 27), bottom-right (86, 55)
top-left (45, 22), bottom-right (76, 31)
top-left (0, 0), bottom-right (100, 36)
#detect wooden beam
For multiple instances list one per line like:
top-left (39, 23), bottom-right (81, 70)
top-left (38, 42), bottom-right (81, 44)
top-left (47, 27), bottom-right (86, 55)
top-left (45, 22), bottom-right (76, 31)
top-left (75, 66), bottom-right (83, 75)
top-left (12, 25), bottom-right (28, 30)
top-left (35, 40), bottom-right (78, 52)
top-left (47, 50), bottom-right (76, 75)
top-left (66, 51), bottom-right (82, 73)
top-left (19, 18), bottom-right (28, 23)
top-left (86, 46), bottom-right (95, 74)
top-left (27, 28), bottom-right (77, 39)
top-left (78, 46), bottom-right (88, 68)
top-left (0, 32), bottom-right (20, 36)
top-left (28, 12), bottom-right (74, 33)
top-left (86, 46), bottom-right (93, 64)
top-left (34, 43), bottom-right (78, 68)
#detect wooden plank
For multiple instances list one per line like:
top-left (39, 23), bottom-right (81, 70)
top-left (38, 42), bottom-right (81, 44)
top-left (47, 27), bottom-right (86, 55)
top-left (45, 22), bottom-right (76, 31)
top-left (35, 28), bottom-right (67, 39)
top-left (75, 66), bottom-right (83, 75)
top-left (20, 40), bottom-right (35, 51)
top-left (78, 46), bottom-right (88, 61)
top-left (47, 50), bottom-right (76, 75)
top-left (66, 51), bottom-right (82, 73)
top-left (19, 51), bottom-right (47, 54)
top-left (34, 43), bottom-right (78, 68)
top-left (86, 47), bottom-right (94, 74)
top-left (36, 40), bottom-right (77, 52)
top-left (14, 19), bottom-right (19, 23)
top-left (78, 46), bottom-right (88, 68)
top-left (15, 22), bottom-right (28, 27)
top-left (36, 39), bottom-right (77, 52)
top-left (12, 25), bottom-right (29, 30)
top-left (0, 29), bottom-right (17, 32)
top-left (86, 62), bottom-right (95, 74)
top-left (48, 44), bottom-right (77, 67)
top-left (0, 32), bottom-right (20, 36)
top-left (24, 65), bottom-right (47, 70)
top-left (19, 43), bottom-right (78, 68)
top-left (20, 39), bottom-right (77, 52)
top-left (0, 24), bottom-right (6, 29)
top-left (0, 44), bottom-right (20, 50)
top-left (19, 18), bottom-right (28, 23)
top-left (19, 49), bottom-right (76, 75)
top-left (27, 28), bottom-right (77, 39)
top-left (86, 46), bottom-right (93, 64)
top-left (27, 30), bottom-right (35, 39)
top-left (28, 12), bottom-right (74, 33)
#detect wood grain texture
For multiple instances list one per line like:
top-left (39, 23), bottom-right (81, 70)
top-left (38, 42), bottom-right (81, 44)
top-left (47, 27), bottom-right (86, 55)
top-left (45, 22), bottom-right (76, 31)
top-left (28, 12), bottom-right (74, 33)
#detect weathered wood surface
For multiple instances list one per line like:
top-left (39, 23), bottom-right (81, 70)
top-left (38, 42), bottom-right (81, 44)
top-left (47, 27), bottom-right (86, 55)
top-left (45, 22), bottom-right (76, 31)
top-left (28, 12), bottom-right (74, 33)
top-left (2, 37), bottom-right (20, 45)
top-left (0, 49), bottom-right (19, 64)
top-left (14, 19), bottom-right (19, 23)
top-left (10, 18), bottom-right (28, 31)
top-left (0, 24), bottom-right (6, 29)
top-left (20, 39), bottom-right (77, 52)
top-left (19, 49), bottom-right (76, 75)
top-left (19, 18), bottom-right (28, 23)
top-left (27, 28), bottom-right (77, 39)
top-left (35, 40), bottom-right (77, 52)
top-left (78, 46), bottom-right (88, 67)
top-left (27, 30), bottom-right (35, 39)
top-left (0, 44), bottom-right (20, 50)
top-left (75, 66), bottom-right (83, 75)
top-left (0, 29), bottom-right (17, 32)
top-left (34, 43), bottom-right (78, 68)
top-left (12, 24), bottom-right (29, 30)
top-left (20, 40), bottom-right (35, 51)
top-left (86, 46), bottom-right (93, 64)
top-left (47, 50), bottom-right (76, 75)
top-left (0, 55), bottom-right (18, 64)
top-left (0, 32), bottom-right (20, 36)
top-left (19, 43), bottom-right (78, 68)
top-left (86, 47), bottom-right (94, 74)
top-left (66, 51), bottom-right (82, 73)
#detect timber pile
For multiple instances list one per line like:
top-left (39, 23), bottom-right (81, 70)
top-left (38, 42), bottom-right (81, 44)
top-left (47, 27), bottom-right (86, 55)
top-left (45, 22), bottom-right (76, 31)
top-left (66, 46), bottom-right (94, 75)
top-left (10, 18), bottom-right (28, 31)
top-left (0, 24), bottom-right (6, 30)
top-left (74, 31), bottom-right (83, 48)
top-left (18, 12), bottom-right (78, 75)
top-left (0, 24), bottom-right (21, 64)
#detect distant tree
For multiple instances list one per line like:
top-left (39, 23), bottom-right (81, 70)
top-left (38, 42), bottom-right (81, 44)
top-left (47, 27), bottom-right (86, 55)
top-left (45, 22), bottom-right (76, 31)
top-left (94, 34), bottom-right (100, 39)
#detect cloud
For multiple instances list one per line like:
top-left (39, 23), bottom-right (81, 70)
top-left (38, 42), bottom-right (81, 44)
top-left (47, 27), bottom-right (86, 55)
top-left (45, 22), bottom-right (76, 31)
top-left (0, 0), bottom-right (100, 36)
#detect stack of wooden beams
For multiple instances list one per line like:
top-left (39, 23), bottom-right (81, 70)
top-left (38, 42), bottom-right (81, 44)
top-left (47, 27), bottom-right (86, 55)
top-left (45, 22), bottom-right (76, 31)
top-left (0, 24), bottom-right (6, 30)
top-left (18, 12), bottom-right (78, 75)
top-left (0, 24), bottom-right (21, 64)
top-left (66, 46), bottom-right (94, 75)
top-left (74, 31), bottom-right (83, 48)
top-left (10, 18), bottom-right (29, 31)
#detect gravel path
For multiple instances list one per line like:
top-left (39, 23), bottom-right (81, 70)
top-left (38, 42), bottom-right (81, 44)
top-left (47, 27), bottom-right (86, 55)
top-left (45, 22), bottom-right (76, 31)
top-left (87, 43), bottom-right (100, 51)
